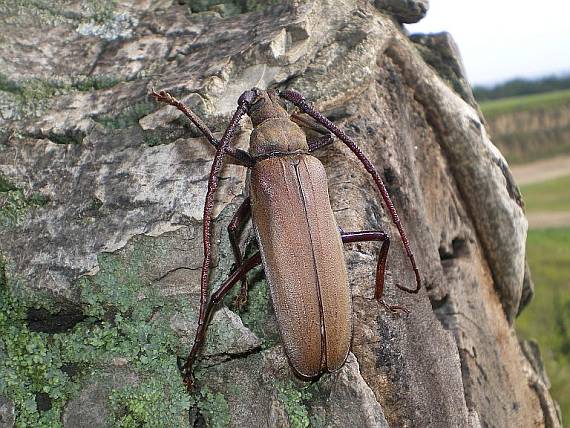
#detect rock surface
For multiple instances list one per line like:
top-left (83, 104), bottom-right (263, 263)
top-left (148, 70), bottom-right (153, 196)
top-left (374, 0), bottom-right (429, 23)
top-left (0, 396), bottom-right (15, 428)
top-left (0, 0), bottom-right (561, 427)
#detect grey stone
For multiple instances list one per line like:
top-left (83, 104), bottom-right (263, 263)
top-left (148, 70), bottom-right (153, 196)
top-left (62, 368), bottom-right (139, 428)
top-left (308, 353), bottom-right (389, 427)
top-left (520, 339), bottom-right (550, 389)
top-left (410, 32), bottom-right (481, 114)
top-left (520, 340), bottom-right (563, 427)
top-left (0, 396), bottom-right (15, 428)
top-left (518, 258), bottom-right (535, 316)
top-left (467, 409), bottom-right (482, 428)
top-left (170, 306), bottom-right (262, 359)
top-left (374, 0), bottom-right (429, 23)
top-left (385, 39), bottom-right (527, 324)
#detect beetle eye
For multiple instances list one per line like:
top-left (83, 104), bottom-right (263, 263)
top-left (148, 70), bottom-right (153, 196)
top-left (251, 97), bottom-right (265, 109)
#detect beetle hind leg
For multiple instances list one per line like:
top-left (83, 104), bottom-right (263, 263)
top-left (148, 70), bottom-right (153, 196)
top-left (341, 230), bottom-right (409, 315)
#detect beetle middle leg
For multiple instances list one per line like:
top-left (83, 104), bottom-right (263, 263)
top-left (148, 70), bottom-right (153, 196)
top-left (227, 197), bottom-right (252, 309)
top-left (341, 230), bottom-right (409, 314)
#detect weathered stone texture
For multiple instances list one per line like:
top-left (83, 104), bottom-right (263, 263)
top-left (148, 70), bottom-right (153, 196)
top-left (0, 0), bottom-right (560, 427)
top-left (374, 0), bottom-right (429, 23)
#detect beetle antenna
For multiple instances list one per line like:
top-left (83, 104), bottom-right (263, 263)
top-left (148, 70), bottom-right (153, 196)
top-left (150, 89), bottom-right (255, 167)
top-left (279, 89), bottom-right (421, 293)
top-left (180, 89), bottom-right (256, 385)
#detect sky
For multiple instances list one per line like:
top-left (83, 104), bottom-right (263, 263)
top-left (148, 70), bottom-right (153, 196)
top-left (406, 0), bottom-right (570, 87)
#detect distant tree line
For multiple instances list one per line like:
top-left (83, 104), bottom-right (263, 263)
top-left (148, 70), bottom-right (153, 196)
top-left (473, 74), bottom-right (570, 101)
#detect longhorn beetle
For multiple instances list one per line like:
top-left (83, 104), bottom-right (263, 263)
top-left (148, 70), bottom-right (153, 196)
top-left (151, 88), bottom-right (421, 390)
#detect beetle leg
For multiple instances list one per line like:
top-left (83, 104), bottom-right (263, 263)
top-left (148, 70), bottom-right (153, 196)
top-left (280, 89), bottom-right (421, 294)
top-left (227, 197), bottom-right (252, 310)
top-left (341, 230), bottom-right (409, 314)
top-left (182, 251), bottom-right (262, 390)
top-left (150, 89), bottom-right (254, 167)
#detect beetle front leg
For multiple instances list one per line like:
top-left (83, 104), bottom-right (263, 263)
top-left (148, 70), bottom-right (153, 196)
top-left (341, 230), bottom-right (409, 314)
top-left (307, 133), bottom-right (334, 152)
top-left (182, 251), bottom-right (262, 390)
top-left (227, 197), bottom-right (252, 310)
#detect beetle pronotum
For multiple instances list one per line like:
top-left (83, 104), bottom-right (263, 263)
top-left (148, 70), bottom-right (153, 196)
top-left (151, 88), bottom-right (421, 389)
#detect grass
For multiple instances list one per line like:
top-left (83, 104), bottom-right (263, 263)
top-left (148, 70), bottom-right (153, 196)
top-left (480, 88), bottom-right (570, 119)
top-left (516, 227), bottom-right (570, 421)
top-left (520, 175), bottom-right (570, 212)
top-left (516, 172), bottom-right (570, 420)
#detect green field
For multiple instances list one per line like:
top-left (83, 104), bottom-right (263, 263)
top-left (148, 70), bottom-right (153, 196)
top-left (517, 174), bottom-right (570, 421)
top-left (520, 175), bottom-right (570, 212)
top-left (480, 88), bottom-right (570, 119)
top-left (516, 227), bottom-right (570, 421)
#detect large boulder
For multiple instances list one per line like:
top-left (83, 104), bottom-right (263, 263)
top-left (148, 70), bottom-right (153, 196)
top-left (0, 1), bottom-right (560, 426)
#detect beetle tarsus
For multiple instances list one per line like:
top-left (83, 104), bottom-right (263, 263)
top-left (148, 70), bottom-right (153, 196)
top-left (379, 299), bottom-right (410, 315)
top-left (233, 285), bottom-right (249, 310)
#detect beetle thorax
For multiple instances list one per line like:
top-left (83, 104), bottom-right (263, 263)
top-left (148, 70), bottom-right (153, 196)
top-left (248, 91), bottom-right (309, 158)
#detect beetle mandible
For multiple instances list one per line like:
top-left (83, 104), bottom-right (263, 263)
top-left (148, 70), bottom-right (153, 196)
top-left (151, 88), bottom-right (421, 390)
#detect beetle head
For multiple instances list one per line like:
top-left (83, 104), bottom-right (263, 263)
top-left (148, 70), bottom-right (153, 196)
top-left (248, 89), bottom-right (289, 126)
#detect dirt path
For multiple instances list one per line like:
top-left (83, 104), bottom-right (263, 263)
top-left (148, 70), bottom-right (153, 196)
top-left (526, 212), bottom-right (570, 230)
top-left (510, 155), bottom-right (570, 229)
top-left (511, 155), bottom-right (570, 186)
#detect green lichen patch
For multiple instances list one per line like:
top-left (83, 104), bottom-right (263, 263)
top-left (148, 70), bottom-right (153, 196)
top-left (0, 175), bottom-right (17, 193)
top-left (184, 0), bottom-right (282, 16)
top-left (275, 380), bottom-right (312, 428)
top-left (0, 181), bottom-right (49, 229)
top-left (196, 387), bottom-right (231, 428)
top-left (0, 258), bottom-right (79, 427)
top-left (0, 72), bottom-right (121, 120)
top-left (2, 75), bottom-right (63, 117)
top-left (0, 0), bottom-right (117, 28)
top-left (109, 377), bottom-right (189, 427)
top-left (0, 235), bottom-right (192, 426)
top-left (70, 74), bottom-right (122, 92)
top-left (95, 101), bottom-right (156, 129)
top-left (142, 132), bottom-right (162, 147)
top-left (230, 275), bottom-right (279, 349)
